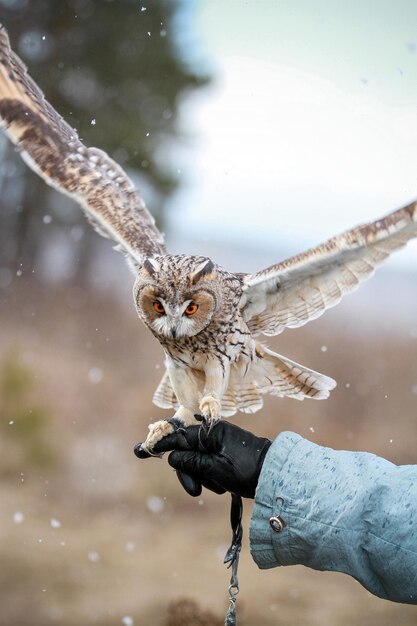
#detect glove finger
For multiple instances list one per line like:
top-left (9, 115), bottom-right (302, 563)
top-left (199, 478), bottom-right (226, 495)
top-left (177, 467), bottom-right (226, 496)
top-left (168, 449), bottom-right (230, 483)
top-left (134, 420), bottom-right (230, 459)
top-left (151, 424), bottom-right (211, 454)
top-left (133, 442), bottom-right (152, 459)
top-left (133, 427), bottom-right (197, 459)
top-left (176, 469), bottom-right (202, 497)
top-left (159, 421), bottom-right (227, 454)
top-left (177, 465), bottom-right (226, 495)
top-left (168, 449), bottom-right (209, 474)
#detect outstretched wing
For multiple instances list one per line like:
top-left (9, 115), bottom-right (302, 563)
top-left (0, 24), bottom-right (166, 270)
top-left (240, 202), bottom-right (417, 336)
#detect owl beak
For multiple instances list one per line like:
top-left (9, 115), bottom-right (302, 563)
top-left (171, 328), bottom-right (177, 339)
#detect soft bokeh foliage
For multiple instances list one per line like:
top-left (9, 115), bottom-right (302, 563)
top-left (0, 0), bottom-right (209, 278)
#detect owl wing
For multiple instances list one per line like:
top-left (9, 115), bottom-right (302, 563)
top-left (240, 202), bottom-right (417, 336)
top-left (0, 24), bottom-right (166, 270)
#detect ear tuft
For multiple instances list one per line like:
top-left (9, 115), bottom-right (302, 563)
top-left (143, 258), bottom-right (160, 275)
top-left (190, 258), bottom-right (215, 285)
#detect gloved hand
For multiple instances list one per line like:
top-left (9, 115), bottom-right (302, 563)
top-left (134, 420), bottom-right (271, 499)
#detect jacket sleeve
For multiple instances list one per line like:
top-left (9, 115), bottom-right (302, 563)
top-left (249, 431), bottom-right (417, 604)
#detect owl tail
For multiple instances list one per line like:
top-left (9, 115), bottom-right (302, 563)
top-left (222, 344), bottom-right (337, 417)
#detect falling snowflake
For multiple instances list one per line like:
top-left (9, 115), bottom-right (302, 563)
top-left (146, 496), bottom-right (164, 513)
top-left (88, 367), bottom-right (103, 383)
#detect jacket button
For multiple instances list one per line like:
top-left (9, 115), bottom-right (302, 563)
top-left (269, 516), bottom-right (286, 532)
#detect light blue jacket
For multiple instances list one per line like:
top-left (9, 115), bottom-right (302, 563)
top-left (250, 432), bottom-right (417, 604)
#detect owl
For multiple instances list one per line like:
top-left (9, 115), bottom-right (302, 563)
top-left (0, 24), bottom-right (416, 452)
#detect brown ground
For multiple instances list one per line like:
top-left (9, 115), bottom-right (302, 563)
top-left (0, 277), bottom-right (416, 626)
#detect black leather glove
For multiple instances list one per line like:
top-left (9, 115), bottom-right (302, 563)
top-left (134, 420), bottom-right (271, 499)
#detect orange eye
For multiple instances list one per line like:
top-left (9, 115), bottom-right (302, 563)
top-left (153, 301), bottom-right (165, 314)
top-left (184, 302), bottom-right (199, 316)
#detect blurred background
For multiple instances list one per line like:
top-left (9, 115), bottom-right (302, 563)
top-left (1, 1), bottom-right (417, 625)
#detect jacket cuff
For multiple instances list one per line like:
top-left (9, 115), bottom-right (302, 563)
top-left (249, 431), bottom-right (302, 569)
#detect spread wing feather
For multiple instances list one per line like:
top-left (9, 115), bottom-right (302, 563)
top-left (241, 202), bottom-right (417, 336)
top-left (0, 24), bottom-right (166, 270)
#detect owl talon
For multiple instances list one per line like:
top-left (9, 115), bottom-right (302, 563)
top-left (199, 395), bottom-right (221, 423)
top-left (207, 416), bottom-right (220, 433)
top-left (142, 419), bottom-right (176, 455)
top-left (198, 415), bottom-right (219, 435)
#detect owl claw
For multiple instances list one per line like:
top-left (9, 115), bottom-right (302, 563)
top-left (141, 419), bottom-right (177, 455)
top-left (201, 415), bottom-right (220, 434)
top-left (199, 395), bottom-right (221, 423)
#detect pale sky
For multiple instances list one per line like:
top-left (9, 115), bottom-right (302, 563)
top-left (168, 0), bottom-right (417, 273)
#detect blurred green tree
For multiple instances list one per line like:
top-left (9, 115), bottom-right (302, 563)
top-left (0, 0), bottom-right (209, 282)
top-left (0, 351), bottom-right (54, 472)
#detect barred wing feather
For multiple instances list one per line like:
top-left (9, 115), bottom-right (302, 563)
top-left (240, 203), bottom-right (417, 336)
top-left (0, 24), bottom-right (165, 270)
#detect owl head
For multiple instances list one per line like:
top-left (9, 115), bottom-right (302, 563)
top-left (133, 255), bottom-right (224, 339)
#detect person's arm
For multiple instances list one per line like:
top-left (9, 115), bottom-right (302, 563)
top-left (251, 431), bottom-right (417, 604)
top-left (134, 422), bottom-right (417, 604)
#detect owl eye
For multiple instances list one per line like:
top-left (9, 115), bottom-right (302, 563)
top-left (184, 302), bottom-right (199, 316)
top-left (153, 301), bottom-right (165, 315)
